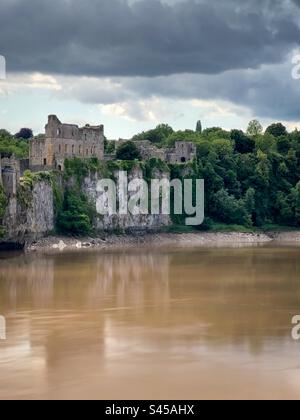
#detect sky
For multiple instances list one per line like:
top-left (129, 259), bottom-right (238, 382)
top-left (1, 0), bottom-right (300, 139)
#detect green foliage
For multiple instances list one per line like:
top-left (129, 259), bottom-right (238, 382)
top-left (15, 128), bottom-right (33, 140)
top-left (20, 170), bottom-right (52, 189)
top-left (0, 183), bottom-right (7, 219)
top-left (104, 138), bottom-right (116, 154)
top-left (132, 124), bottom-right (174, 145)
top-left (116, 141), bottom-right (142, 161)
top-left (247, 120), bottom-right (263, 136)
top-left (64, 157), bottom-right (109, 184)
top-left (0, 130), bottom-right (29, 158)
top-left (196, 120), bottom-right (202, 134)
top-left (166, 130), bottom-right (201, 147)
top-left (266, 123), bottom-right (288, 138)
top-left (17, 170), bottom-right (53, 209)
top-left (255, 133), bottom-right (277, 153)
top-left (144, 158), bottom-right (170, 181)
top-left (291, 181), bottom-right (300, 225)
top-left (57, 188), bottom-right (96, 236)
top-left (231, 129), bottom-right (255, 154)
top-left (211, 189), bottom-right (252, 227)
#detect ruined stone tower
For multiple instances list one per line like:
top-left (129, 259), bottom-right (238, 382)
top-left (30, 115), bottom-right (105, 171)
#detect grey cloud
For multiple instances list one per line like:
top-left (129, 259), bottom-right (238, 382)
top-left (59, 59), bottom-right (300, 121)
top-left (0, 0), bottom-right (299, 77)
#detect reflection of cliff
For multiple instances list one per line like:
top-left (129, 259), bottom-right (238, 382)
top-left (0, 257), bottom-right (54, 308)
top-left (1, 247), bottom-right (300, 358)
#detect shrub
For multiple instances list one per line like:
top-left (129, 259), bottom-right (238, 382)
top-left (57, 188), bottom-right (96, 235)
top-left (116, 141), bottom-right (142, 161)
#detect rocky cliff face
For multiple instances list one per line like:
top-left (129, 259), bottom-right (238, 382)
top-left (83, 167), bottom-right (171, 232)
top-left (1, 180), bottom-right (54, 246)
top-left (0, 166), bottom-right (171, 247)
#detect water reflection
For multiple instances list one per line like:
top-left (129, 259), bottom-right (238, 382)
top-left (0, 246), bottom-right (300, 399)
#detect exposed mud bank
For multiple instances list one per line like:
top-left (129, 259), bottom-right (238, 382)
top-left (21, 230), bottom-right (300, 254)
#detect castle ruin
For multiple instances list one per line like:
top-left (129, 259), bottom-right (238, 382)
top-left (27, 115), bottom-right (196, 171)
top-left (29, 115), bottom-right (105, 171)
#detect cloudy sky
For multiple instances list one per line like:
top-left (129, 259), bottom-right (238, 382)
top-left (1, 0), bottom-right (300, 138)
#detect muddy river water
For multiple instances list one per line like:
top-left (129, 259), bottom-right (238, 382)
top-left (0, 245), bottom-right (300, 400)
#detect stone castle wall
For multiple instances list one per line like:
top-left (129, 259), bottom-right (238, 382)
top-left (30, 115), bottom-right (105, 171)
top-left (117, 139), bottom-right (196, 164)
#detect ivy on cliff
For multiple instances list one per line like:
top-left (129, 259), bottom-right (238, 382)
top-left (56, 188), bottom-right (96, 236)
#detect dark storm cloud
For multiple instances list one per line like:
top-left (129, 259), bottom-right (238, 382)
top-left (0, 0), bottom-right (299, 77)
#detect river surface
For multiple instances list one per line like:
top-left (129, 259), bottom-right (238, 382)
top-left (0, 245), bottom-right (300, 400)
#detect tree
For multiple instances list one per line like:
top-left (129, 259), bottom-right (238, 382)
top-left (0, 129), bottom-right (11, 138)
top-left (132, 124), bottom-right (173, 145)
top-left (116, 141), bottom-right (142, 161)
top-left (244, 188), bottom-right (256, 214)
top-left (230, 129), bottom-right (255, 154)
top-left (15, 128), bottom-right (33, 139)
top-left (211, 188), bottom-right (251, 226)
top-left (277, 136), bottom-right (290, 154)
top-left (57, 188), bottom-right (95, 235)
top-left (247, 120), bottom-right (263, 136)
top-left (255, 133), bottom-right (277, 153)
top-left (104, 138), bottom-right (116, 154)
top-left (196, 120), bottom-right (202, 134)
top-left (265, 123), bottom-right (287, 138)
top-left (291, 181), bottom-right (300, 225)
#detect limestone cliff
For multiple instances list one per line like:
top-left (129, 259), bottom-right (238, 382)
top-left (1, 180), bottom-right (54, 246)
top-left (83, 167), bottom-right (171, 232)
top-left (0, 165), bottom-right (171, 247)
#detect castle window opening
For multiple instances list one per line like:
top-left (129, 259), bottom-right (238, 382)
top-left (65, 145), bottom-right (68, 153)
top-left (72, 145), bottom-right (75, 155)
top-left (43, 158), bottom-right (47, 166)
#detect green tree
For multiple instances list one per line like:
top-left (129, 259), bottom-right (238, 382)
top-left (116, 141), bottom-right (142, 161)
top-left (231, 129), bottom-right (255, 154)
top-left (266, 123), bottom-right (287, 138)
top-left (57, 189), bottom-right (95, 235)
top-left (15, 128), bottom-right (33, 139)
top-left (196, 120), bottom-right (202, 134)
top-left (247, 120), bottom-right (263, 136)
top-left (291, 181), bottom-right (300, 225)
top-left (133, 124), bottom-right (173, 145)
top-left (212, 189), bottom-right (251, 226)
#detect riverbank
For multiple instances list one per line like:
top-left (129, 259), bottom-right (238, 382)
top-left (23, 230), bottom-right (300, 253)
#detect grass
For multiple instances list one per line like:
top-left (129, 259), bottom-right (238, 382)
top-left (260, 224), bottom-right (300, 232)
top-left (208, 223), bottom-right (256, 233)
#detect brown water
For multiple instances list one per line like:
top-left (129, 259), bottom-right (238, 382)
top-left (0, 245), bottom-right (300, 400)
